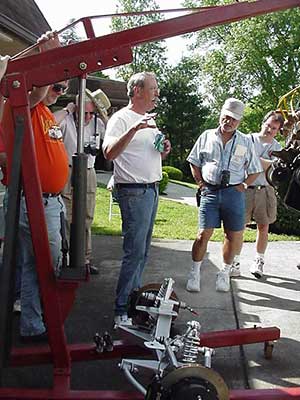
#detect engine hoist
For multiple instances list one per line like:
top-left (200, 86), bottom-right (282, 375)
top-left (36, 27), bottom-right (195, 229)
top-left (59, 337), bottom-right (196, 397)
top-left (0, 1), bottom-right (300, 399)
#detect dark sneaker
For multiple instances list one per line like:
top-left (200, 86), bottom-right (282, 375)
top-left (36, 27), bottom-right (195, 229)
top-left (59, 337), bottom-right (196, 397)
top-left (20, 331), bottom-right (48, 343)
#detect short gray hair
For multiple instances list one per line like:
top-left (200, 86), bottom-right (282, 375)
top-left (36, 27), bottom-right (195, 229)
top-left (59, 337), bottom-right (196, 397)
top-left (75, 94), bottom-right (93, 106)
top-left (127, 72), bottom-right (156, 98)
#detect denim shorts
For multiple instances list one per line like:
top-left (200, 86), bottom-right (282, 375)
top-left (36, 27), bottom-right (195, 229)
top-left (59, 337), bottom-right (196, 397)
top-left (199, 186), bottom-right (245, 231)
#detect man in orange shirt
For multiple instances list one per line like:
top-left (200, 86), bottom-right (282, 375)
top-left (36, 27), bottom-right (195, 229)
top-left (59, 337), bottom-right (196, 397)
top-left (2, 32), bottom-right (69, 342)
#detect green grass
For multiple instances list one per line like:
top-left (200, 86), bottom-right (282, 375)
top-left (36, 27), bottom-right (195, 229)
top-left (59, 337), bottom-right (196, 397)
top-left (92, 184), bottom-right (299, 241)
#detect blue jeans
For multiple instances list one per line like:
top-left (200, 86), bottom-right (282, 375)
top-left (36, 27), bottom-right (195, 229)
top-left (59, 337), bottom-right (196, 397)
top-left (114, 185), bottom-right (159, 315)
top-left (199, 186), bottom-right (245, 231)
top-left (19, 196), bottom-right (65, 336)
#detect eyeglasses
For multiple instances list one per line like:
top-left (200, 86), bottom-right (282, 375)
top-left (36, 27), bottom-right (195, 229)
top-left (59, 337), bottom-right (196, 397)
top-left (52, 84), bottom-right (68, 94)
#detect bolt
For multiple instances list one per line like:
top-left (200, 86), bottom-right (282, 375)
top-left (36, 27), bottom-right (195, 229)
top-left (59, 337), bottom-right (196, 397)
top-left (79, 62), bottom-right (87, 70)
top-left (12, 80), bottom-right (21, 88)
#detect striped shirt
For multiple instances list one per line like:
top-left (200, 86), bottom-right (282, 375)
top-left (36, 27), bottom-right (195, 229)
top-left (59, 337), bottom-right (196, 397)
top-left (187, 128), bottom-right (263, 185)
top-left (250, 132), bottom-right (282, 186)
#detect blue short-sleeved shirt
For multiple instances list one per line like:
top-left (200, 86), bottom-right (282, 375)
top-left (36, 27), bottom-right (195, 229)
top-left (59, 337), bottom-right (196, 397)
top-left (187, 128), bottom-right (263, 185)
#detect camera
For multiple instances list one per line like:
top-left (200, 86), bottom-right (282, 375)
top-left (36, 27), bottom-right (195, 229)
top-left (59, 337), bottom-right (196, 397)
top-left (84, 144), bottom-right (98, 156)
top-left (220, 170), bottom-right (230, 188)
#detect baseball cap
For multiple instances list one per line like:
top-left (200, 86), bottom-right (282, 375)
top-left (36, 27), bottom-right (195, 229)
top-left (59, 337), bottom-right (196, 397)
top-left (221, 98), bottom-right (245, 121)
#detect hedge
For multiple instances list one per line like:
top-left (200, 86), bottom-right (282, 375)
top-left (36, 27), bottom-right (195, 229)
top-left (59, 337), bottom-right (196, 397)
top-left (162, 166), bottom-right (183, 181)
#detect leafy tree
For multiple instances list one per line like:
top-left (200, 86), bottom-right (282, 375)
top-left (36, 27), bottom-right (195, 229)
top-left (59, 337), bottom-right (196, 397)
top-left (183, 0), bottom-right (300, 132)
top-left (59, 19), bottom-right (83, 46)
top-left (156, 57), bottom-right (210, 177)
top-left (111, 0), bottom-right (168, 81)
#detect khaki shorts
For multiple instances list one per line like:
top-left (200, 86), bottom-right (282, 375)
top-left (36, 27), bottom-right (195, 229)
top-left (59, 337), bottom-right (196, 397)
top-left (245, 185), bottom-right (277, 225)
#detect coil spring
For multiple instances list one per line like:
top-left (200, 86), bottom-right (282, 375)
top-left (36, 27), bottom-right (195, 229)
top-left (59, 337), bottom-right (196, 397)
top-left (154, 279), bottom-right (168, 307)
top-left (182, 321), bottom-right (201, 364)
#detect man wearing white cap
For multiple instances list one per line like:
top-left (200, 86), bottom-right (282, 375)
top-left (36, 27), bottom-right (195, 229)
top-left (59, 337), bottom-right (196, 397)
top-left (186, 98), bottom-right (263, 293)
top-left (55, 88), bottom-right (110, 274)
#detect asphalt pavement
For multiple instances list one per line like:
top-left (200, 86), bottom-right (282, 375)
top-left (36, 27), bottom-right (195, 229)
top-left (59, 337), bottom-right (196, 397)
top-left (2, 172), bottom-right (300, 398)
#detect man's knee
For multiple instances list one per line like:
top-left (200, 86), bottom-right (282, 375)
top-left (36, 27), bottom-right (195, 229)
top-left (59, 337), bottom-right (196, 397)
top-left (257, 223), bottom-right (269, 233)
top-left (194, 229), bottom-right (213, 246)
top-left (224, 229), bottom-right (243, 242)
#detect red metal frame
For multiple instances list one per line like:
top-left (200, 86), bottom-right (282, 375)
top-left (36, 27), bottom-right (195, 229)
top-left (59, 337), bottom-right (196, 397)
top-left (1, 1), bottom-right (300, 399)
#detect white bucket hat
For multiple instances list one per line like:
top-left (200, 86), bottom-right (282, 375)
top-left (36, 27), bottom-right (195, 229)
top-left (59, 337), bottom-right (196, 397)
top-left (221, 98), bottom-right (245, 121)
top-left (85, 88), bottom-right (111, 119)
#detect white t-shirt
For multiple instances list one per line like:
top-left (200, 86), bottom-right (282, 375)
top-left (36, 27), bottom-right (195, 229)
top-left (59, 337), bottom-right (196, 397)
top-left (59, 114), bottom-right (105, 169)
top-left (103, 107), bottom-right (162, 183)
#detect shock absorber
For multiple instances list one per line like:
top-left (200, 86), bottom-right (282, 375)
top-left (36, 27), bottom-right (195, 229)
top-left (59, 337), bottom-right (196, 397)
top-left (182, 320), bottom-right (201, 364)
top-left (154, 278), bottom-right (169, 307)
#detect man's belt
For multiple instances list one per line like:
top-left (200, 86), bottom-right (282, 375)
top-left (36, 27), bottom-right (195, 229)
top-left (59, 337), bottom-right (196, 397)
top-left (21, 191), bottom-right (61, 198)
top-left (248, 185), bottom-right (266, 190)
top-left (115, 182), bottom-right (158, 189)
top-left (204, 182), bottom-right (240, 190)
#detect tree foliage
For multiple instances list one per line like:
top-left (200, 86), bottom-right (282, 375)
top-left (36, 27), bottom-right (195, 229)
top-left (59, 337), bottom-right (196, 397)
top-left (111, 0), bottom-right (168, 81)
top-left (184, 0), bottom-right (300, 132)
top-left (156, 57), bottom-right (209, 176)
top-left (59, 19), bottom-right (83, 46)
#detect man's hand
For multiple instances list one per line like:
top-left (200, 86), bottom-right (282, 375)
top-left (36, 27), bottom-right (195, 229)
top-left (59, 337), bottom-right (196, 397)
top-left (161, 139), bottom-right (171, 159)
top-left (37, 31), bottom-right (61, 52)
top-left (65, 102), bottom-right (76, 114)
top-left (132, 113), bottom-right (157, 132)
top-left (0, 55), bottom-right (10, 81)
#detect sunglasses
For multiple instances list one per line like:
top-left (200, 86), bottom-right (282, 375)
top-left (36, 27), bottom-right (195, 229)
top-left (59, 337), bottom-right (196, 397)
top-left (85, 111), bottom-right (96, 116)
top-left (52, 84), bottom-right (68, 94)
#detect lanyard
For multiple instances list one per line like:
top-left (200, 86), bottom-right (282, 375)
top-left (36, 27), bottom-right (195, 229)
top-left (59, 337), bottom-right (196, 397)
top-left (222, 133), bottom-right (236, 170)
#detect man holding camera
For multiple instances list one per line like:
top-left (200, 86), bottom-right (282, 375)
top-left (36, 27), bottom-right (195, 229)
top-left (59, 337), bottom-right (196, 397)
top-left (186, 98), bottom-right (262, 293)
top-left (56, 89), bottom-right (109, 274)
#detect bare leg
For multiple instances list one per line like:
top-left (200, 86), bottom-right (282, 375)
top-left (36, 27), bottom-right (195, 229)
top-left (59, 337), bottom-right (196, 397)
top-left (256, 223), bottom-right (269, 254)
top-left (223, 229), bottom-right (244, 265)
top-left (192, 228), bottom-right (214, 261)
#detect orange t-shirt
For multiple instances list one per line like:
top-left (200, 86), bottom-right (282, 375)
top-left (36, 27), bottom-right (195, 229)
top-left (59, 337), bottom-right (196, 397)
top-left (2, 101), bottom-right (68, 193)
top-left (30, 102), bottom-right (68, 193)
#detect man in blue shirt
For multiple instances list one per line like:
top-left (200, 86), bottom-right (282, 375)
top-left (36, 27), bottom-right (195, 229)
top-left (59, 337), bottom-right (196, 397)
top-left (186, 98), bottom-right (263, 293)
top-left (232, 111), bottom-right (284, 279)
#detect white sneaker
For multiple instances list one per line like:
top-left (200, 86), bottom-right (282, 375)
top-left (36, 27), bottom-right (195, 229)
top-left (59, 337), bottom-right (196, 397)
top-left (250, 257), bottom-right (264, 278)
top-left (230, 261), bottom-right (241, 277)
top-left (13, 299), bottom-right (21, 313)
top-left (114, 314), bottom-right (133, 329)
top-left (216, 269), bottom-right (230, 292)
top-left (186, 265), bottom-right (200, 292)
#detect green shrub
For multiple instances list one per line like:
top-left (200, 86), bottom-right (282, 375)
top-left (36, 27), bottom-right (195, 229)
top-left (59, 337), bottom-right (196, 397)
top-left (162, 166), bottom-right (183, 181)
top-left (270, 198), bottom-right (300, 235)
top-left (159, 171), bottom-right (169, 194)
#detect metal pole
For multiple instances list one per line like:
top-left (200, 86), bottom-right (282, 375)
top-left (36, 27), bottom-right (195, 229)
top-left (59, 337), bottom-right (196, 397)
top-left (68, 76), bottom-right (87, 277)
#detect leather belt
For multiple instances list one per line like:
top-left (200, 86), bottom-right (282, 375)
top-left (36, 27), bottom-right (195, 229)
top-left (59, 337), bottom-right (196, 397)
top-left (205, 182), bottom-right (240, 191)
top-left (42, 192), bottom-right (61, 198)
top-left (21, 191), bottom-right (61, 198)
top-left (116, 182), bottom-right (158, 189)
top-left (248, 185), bottom-right (265, 190)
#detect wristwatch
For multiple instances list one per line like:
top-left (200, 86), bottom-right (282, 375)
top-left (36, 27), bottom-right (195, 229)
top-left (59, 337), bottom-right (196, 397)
top-left (242, 182), bottom-right (248, 190)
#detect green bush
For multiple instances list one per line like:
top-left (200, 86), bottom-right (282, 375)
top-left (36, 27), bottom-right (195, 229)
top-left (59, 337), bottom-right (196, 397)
top-left (270, 198), bottom-right (300, 235)
top-left (159, 171), bottom-right (169, 194)
top-left (162, 166), bottom-right (183, 181)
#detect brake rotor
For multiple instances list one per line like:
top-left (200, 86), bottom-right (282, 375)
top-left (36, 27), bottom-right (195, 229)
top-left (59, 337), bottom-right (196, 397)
top-left (127, 283), bottom-right (179, 328)
top-left (146, 364), bottom-right (229, 400)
